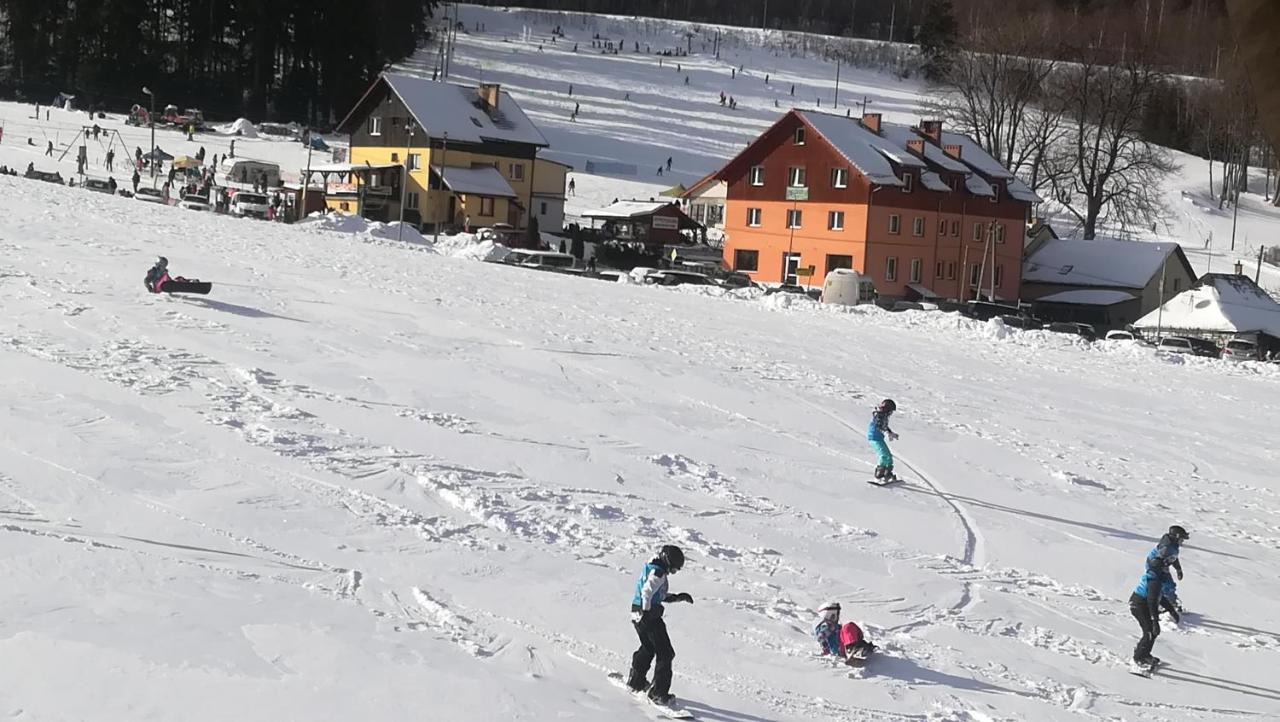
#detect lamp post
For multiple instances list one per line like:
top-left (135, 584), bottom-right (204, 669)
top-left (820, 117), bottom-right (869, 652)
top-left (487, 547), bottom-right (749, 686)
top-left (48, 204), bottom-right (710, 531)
top-left (398, 121), bottom-right (416, 244)
top-left (142, 86), bottom-right (155, 185)
top-left (300, 132), bottom-right (314, 223)
top-left (435, 132), bottom-right (450, 244)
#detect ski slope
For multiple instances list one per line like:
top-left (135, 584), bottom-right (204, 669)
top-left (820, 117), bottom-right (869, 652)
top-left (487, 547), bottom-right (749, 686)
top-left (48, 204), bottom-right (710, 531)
top-left (3, 162), bottom-right (1280, 721)
top-left (413, 4), bottom-right (1280, 295)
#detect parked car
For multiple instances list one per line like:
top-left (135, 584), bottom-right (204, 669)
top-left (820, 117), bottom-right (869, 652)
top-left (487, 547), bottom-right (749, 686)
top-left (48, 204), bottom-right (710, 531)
top-left (178, 193), bottom-right (211, 212)
top-left (645, 270), bottom-right (717, 287)
top-left (1047, 322), bottom-right (1098, 342)
top-left (628, 266), bottom-right (660, 284)
top-left (965, 301), bottom-right (1024, 321)
top-left (134, 187), bottom-right (166, 203)
top-left (764, 284), bottom-right (822, 300)
top-left (1221, 337), bottom-right (1262, 362)
top-left (1105, 330), bottom-right (1136, 341)
top-left (230, 191), bottom-right (270, 219)
top-left (477, 223), bottom-right (515, 242)
top-left (1158, 336), bottom-right (1219, 358)
top-left (503, 250), bottom-right (576, 270)
top-left (1001, 315), bottom-right (1044, 331)
top-left (718, 272), bottom-right (756, 289)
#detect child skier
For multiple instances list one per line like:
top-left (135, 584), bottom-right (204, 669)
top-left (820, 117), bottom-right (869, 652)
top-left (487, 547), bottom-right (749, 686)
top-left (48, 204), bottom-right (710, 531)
top-left (1129, 525), bottom-right (1188, 672)
top-left (867, 399), bottom-right (899, 481)
top-left (813, 602), bottom-right (876, 664)
top-left (626, 545), bottom-right (693, 707)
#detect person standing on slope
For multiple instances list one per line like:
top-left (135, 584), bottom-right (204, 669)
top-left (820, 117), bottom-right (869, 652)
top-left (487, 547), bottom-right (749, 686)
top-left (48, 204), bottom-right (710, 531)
top-left (1129, 525), bottom-right (1188, 671)
top-left (867, 399), bottom-right (900, 482)
top-left (1149, 525), bottom-right (1188, 582)
top-left (626, 545), bottom-right (693, 706)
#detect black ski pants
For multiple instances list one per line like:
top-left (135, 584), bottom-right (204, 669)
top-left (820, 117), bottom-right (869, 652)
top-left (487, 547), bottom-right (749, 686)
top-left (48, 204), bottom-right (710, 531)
top-left (627, 611), bottom-right (675, 696)
top-left (1129, 593), bottom-right (1159, 662)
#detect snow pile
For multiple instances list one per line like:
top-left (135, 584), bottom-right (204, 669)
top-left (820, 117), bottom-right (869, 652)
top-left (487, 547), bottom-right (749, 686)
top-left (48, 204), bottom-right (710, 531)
top-left (432, 233), bottom-right (506, 261)
top-left (299, 211), bottom-right (429, 247)
top-left (219, 118), bottom-right (259, 138)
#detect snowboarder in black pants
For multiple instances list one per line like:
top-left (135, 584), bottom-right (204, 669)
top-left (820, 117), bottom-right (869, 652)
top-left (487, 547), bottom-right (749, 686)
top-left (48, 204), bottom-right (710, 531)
top-left (1129, 525), bottom-right (1189, 672)
top-left (627, 545), bottom-right (693, 706)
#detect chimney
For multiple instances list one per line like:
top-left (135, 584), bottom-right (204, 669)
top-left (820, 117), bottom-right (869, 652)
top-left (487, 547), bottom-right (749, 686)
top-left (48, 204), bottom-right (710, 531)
top-left (1234, 260), bottom-right (1244, 276)
top-left (943, 143), bottom-right (963, 160)
top-left (906, 139), bottom-right (925, 156)
top-left (860, 113), bottom-right (882, 134)
top-left (478, 83), bottom-right (501, 112)
top-left (920, 120), bottom-right (943, 144)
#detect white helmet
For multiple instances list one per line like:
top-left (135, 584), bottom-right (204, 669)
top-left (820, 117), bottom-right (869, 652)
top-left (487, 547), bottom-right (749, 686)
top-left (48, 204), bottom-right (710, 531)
top-left (817, 600), bottom-right (841, 622)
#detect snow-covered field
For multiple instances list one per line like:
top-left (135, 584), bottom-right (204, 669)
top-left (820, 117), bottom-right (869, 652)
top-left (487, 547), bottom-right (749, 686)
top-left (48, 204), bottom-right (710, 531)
top-left (2, 5), bottom-right (1280, 721)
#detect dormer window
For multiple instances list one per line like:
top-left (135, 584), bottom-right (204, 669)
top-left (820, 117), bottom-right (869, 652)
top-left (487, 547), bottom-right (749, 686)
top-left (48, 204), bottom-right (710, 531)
top-left (794, 127), bottom-right (806, 145)
top-left (903, 173), bottom-right (914, 193)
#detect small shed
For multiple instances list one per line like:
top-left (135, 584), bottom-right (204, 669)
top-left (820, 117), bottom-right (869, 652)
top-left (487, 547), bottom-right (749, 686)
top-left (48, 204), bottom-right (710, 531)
top-left (582, 200), bottom-right (702, 247)
top-left (1031, 289), bottom-right (1141, 331)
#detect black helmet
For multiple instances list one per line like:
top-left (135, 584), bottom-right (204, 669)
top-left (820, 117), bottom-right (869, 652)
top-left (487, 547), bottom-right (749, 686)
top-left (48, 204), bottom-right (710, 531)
top-left (658, 545), bottom-right (685, 572)
top-left (879, 399), bottom-right (897, 413)
top-left (1168, 525), bottom-right (1189, 542)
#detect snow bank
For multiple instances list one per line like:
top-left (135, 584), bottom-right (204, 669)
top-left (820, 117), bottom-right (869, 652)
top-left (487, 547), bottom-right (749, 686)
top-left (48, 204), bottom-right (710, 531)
top-left (298, 212), bottom-right (507, 260)
top-left (218, 118), bottom-right (259, 138)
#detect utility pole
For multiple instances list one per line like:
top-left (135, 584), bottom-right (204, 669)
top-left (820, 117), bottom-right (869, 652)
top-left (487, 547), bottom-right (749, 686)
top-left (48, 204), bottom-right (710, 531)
top-left (762, 0), bottom-right (768, 30)
top-left (398, 121), bottom-right (416, 244)
top-left (300, 135), bottom-right (314, 222)
top-left (435, 132), bottom-right (450, 244)
top-left (1156, 253), bottom-right (1168, 340)
top-left (1230, 149), bottom-right (1242, 251)
top-left (142, 86), bottom-right (156, 186)
top-left (834, 58), bottom-right (841, 108)
top-left (1258, 246), bottom-right (1265, 284)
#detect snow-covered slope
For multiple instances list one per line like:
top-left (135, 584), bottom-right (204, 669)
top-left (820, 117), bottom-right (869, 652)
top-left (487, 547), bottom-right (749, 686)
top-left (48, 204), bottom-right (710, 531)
top-left (3, 162), bottom-right (1280, 720)
top-left (413, 4), bottom-right (1280, 295)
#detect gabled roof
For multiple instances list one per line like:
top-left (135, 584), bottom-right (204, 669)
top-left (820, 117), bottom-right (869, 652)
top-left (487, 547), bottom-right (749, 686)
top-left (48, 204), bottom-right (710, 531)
top-left (1134, 274), bottom-right (1280, 336)
top-left (681, 170), bottom-right (725, 198)
top-left (1023, 238), bottom-right (1192, 289)
top-left (437, 165), bottom-right (518, 198)
top-left (798, 111), bottom-right (919, 186)
top-left (337, 73), bottom-right (548, 147)
top-left (878, 125), bottom-right (969, 173)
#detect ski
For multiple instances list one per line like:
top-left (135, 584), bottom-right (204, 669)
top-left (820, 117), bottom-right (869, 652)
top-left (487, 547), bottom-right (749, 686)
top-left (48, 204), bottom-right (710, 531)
top-left (606, 672), bottom-right (695, 719)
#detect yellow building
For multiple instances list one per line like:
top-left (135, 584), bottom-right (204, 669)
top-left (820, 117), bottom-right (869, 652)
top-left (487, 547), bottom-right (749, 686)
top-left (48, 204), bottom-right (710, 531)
top-left (335, 73), bottom-right (566, 240)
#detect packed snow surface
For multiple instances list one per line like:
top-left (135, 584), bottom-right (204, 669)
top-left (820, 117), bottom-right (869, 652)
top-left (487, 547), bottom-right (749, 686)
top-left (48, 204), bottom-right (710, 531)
top-left (3, 167), bottom-right (1280, 722)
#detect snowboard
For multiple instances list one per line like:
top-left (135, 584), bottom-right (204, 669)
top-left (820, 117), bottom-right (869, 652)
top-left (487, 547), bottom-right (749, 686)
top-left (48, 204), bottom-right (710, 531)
top-left (606, 672), bottom-right (695, 719)
top-left (163, 280), bottom-right (212, 295)
top-left (1129, 658), bottom-right (1163, 678)
top-left (867, 477), bottom-right (903, 487)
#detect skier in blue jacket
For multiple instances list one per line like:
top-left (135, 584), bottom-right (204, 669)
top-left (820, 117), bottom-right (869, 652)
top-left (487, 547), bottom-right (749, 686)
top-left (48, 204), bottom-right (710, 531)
top-left (867, 399), bottom-right (899, 481)
top-left (1129, 525), bottom-right (1189, 670)
top-left (626, 545), bottom-right (693, 706)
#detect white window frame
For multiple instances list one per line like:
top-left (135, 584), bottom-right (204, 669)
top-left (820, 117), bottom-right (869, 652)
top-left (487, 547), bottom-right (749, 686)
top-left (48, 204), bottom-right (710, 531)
top-left (794, 127), bottom-right (806, 145)
top-left (903, 173), bottom-right (914, 193)
top-left (888, 214), bottom-right (900, 234)
top-left (788, 166), bottom-right (807, 188)
top-left (910, 258), bottom-right (922, 283)
top-left (938, 218), bottom-right (946, 235)
top-left (408, 153), bottom-right (422, 170)
top-left (912, 217), bottom-right (925, 236)
top-left (885, 256), bottom-right (898, 281)
top-left (783, 252), bottom-right (802, 285)
top-left (509, 163), bottom-right (525, 181)
top-left (480, 197), bottom-right (495, 216)
top-left (786, 208), bottom-right (802, 229)
top-left (406, 191), bottom-right (420, 210)
top-left (828, 210), bottom-right (844, 231)
top-left (951, 220), bottom-right (960, 237)
top-left (831, 167), bottom-right (848, 189)
top-left (749, 165), bottom-right (765, 186)
top-left (368, 116), bottom-right (383, 136)
top-left (747, 207), bottom-right (762, 227)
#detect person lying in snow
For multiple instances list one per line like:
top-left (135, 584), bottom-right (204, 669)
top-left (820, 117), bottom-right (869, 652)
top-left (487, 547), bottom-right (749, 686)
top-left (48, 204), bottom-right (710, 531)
top-left (813, 602), bottom-right (876, 663)
top-left (144, 257), bottom-right (210, 294)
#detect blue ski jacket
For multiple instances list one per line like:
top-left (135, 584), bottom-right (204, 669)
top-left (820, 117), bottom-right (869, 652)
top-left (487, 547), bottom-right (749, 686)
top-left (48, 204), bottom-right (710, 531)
top-left (867, 409), bottom-right (894, 442)
top-left (814, 619), bottom-right (841, 655)
top-left (1146, 534), bottom-right (1183, 577)
top-left (631, 561), bottom-right (669, 613)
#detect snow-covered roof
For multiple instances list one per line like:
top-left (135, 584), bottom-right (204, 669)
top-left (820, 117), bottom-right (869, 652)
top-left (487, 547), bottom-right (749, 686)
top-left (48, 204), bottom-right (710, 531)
top-left (965, 175), bottom-right (994, 196)
top-left (348, 74), bottom-right (548, 147)
top-left (797, 111), bottom-right (906, 186)
top-left (1007, 177), bottom-right (1042, 203)
top-left (941, 131), bottom-right (1014, 179)
top-left (439, 165), bottom-right (518, 198)
top-left (307, 162), bottom-right (400, 174)
top-left (1036, 289), bottom-right (1138, 306)
top-left (584, 200), bottom-right (674, 219)
top-left (920, 171), bottom-right (950, 192)
top-left (1023, 238), bottom-right (1183, 289)
top-left (1133, 274), bottom-right (1280, 336)
top-left (878, 125), bottom-right (969, 173)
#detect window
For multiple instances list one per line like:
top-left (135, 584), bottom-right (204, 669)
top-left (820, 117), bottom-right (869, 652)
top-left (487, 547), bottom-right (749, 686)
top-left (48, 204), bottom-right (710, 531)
top-left (707, 205), bottom-right (724, 226)
top-left (747, 207), bottom-right (762, 227)
top-left (885, 257), bottom-right (898, 281)
top-left (828, 210), bottom-right (844, 231)
top-left (406, 192), bottom-right (420, 210)
top-left (826, 254), bottom-right (853, 276)
top-left (540, 202), bottom-right (548, 214)
top-left (749, 165), bottom-right (765, 186)
top-left (1173, 277), bottom-right (1182, 293)
top-left (910, 258), bottom-right (922, 283)
top-left (408, 153), bottom-right (422, 170)
top-left (951, 220), bottom-right (959, 237)
top-left (888, 214), bottom-right (900, 234)
top-left (794, 127), bottom-right (806, 145)
top-left (995, 224), bottom-right (1006, 243)
top-left (973, 222), bottom-right (983, 241)
top-left (782, 253), bottom-right (801, 284)
top-left (970, 264), bottom-right (982, 286)
top-left (788, 166), bottom-right (807, 188)
top-left (831, 168), bottom-right (848, 188)
top-left (903, 173), bottom-right (914, 193)
top-left (391, 152), bottom-right (399, 162)
top-left (509, 163), bottom-right (525, 181)
top-left (479, 197), bottom-right (495, 216)
top-left (994, 264), bottom-right (1005, 287)
top-left (367, 116), bottom-right (383, 136)
top-left (938, 218), bottom-right (946, 235)
top-left (936, 261), bottom-right (945, 279)
top-left (786, 209), bottom-right (802, 229)
top-left (734, 249), bottom-right (759, 272)
top-left (340, 201), bottom-right (350, 211)
top-left (947, 262), bottom-right (956, 280)
top-left (991, 182), bottom-right (1001, 203)
top-left (912, 217), bottom-right (925, 236)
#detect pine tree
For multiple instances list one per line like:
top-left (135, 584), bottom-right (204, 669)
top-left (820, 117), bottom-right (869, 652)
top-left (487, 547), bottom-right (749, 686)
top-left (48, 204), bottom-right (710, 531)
top-left (917, 0), bottom-right (958, 82)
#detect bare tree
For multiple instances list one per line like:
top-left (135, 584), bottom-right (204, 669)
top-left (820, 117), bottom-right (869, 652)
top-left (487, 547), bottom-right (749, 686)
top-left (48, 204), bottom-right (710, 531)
top-left (1045, 46), bottom-right (1178, 239)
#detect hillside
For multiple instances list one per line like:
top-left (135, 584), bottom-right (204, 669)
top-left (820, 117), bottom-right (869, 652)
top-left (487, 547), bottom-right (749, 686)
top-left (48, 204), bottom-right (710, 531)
top-left (408, 4), bottom-right (1280, 295)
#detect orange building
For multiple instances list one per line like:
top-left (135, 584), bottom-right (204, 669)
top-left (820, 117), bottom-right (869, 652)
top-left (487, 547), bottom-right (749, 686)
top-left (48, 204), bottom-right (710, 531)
top-left (718, 111), bottom-right (1039, 301)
